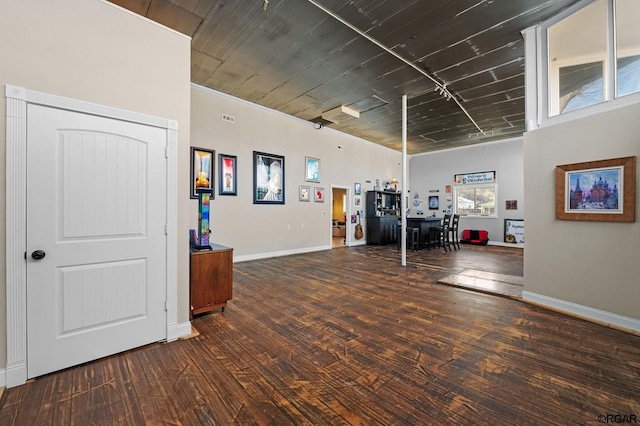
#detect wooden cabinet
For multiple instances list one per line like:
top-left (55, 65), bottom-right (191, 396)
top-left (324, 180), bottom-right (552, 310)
top-left (366, 216), bottom-right (399, 245)
top-left (366, 190), bottom-right (400, 245)
top-left (190, 244), bottom-right (233, 318)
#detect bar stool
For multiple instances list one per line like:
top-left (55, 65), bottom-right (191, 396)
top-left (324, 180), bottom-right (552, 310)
top-left (429, 214), bottom-right (451, 252)
top-left (407, 227), bottom-right (419, 252)
top-left (448, 214), bottom-right (460, 250)
top-left (397, 225), bottom-right (419, 252)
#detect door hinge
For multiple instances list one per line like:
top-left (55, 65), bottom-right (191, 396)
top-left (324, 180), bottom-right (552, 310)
top-left (165, 224), bottom-right (168, 235)
top-left (164, 300), bottom-right (168, 312)
top-left (164, 147), bottom-right (168, 158)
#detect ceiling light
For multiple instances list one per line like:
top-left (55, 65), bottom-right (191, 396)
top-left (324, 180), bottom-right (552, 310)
top-left (321, 105), bottom-right (360, 123)
top-left (262, 0), bottom-right (268, 11)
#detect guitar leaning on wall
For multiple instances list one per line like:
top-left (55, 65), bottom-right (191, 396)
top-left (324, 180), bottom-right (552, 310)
top-left (354, 212), bottom-right (364, 240)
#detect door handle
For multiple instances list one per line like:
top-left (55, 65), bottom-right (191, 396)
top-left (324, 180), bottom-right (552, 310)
top-left (31, 250), bottom-right (46, 260)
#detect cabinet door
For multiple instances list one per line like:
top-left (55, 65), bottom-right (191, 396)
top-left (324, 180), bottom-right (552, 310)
top-left (389, 219), bottom-right (398, 243)
top-left (381, 220), bottom-right (389, 244)
top-left (190, 250), bottom-right (233, 312)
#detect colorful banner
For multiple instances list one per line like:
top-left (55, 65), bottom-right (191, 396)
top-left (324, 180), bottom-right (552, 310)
top-left (454, 171), bottom-right (496, 185)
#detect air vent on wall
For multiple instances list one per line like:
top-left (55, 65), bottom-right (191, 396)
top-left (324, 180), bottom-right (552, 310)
top-left (222, 114), bottom-right (235, 123)
top-left (321, 105), bottom-right (359, 123)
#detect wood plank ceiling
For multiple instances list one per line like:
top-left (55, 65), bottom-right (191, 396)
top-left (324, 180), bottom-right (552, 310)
top-left (109, 0), bottom-right (580, 154)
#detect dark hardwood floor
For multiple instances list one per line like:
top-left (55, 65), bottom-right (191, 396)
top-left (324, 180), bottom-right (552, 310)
top-left (1, 244), bottom-right (639, 425)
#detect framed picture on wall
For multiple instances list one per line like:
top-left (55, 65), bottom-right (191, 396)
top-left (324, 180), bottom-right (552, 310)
top-left (354, 182), bottom-right (361, 195)
top-left (218, 153), bottom-right (237, 196)
top-left (555, 156), bottom-right (636, 222)
top-left (314, 187), bottom-right (324, 202)
top-left (504, 219), bottom-right (524, 244)
top-left (191, 147), bottom-right (215, 199)
top-left (253, 151), bottom-right (285, 204)
top-left (299, 185), bottom-right (310, 202)
top-left (428, 195), bottom-right (439, 210)
top-left (305, 156), bottom-right (320, 182)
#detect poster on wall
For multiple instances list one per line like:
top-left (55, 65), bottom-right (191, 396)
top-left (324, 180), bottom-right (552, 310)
top-left (504, 219), bottom-right (524, 244)
top-left (454, 171), bottom-right (496, 185)
top-left (253, 151), bottom-right (285, 204)
top-left (428, 196), bottom-right (439, 210)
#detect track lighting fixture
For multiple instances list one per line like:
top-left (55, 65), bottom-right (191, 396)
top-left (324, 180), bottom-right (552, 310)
top-left (434, 84), bottom-right (453, 101)
top-left (262, 0), bottom-right (268, 11)
top-left (306, 0), bottom-right (483, 135)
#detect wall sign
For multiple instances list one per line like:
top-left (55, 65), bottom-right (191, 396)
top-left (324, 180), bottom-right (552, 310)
top-left (454, 171), bottom-right (496, 185)
top-left (504, 219), bottom-right (524, 244)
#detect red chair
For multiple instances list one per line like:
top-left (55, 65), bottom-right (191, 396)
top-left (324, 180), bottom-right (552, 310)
top-left (460, 229), bottom-right (489, 245)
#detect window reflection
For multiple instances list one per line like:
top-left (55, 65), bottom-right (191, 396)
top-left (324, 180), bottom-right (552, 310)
top-left (615, 0), bottom-right (640, 98)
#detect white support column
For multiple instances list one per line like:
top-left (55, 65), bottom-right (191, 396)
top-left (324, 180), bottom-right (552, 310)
top-left (522, 27), bottom-right (539, 131)
top-left (401, 95), bottom-right (407, 267)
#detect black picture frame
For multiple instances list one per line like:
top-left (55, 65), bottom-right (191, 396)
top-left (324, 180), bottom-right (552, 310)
top-left (428, 195), bottom-right (439, 210)
top-left (191, 147), bottom-right (215, 199)
top-left (218, 153), bottom-right (237, 196)
top-left (253, 151), bottom-right (285, 204)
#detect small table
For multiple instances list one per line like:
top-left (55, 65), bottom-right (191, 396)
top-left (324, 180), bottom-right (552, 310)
top-left (190, 243), bottom-right (233, 318)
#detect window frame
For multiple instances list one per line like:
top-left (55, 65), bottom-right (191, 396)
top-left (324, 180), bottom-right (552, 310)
top-left (454, 183), bottom-right (499, 219)
top-left (528, 0), bottom-right (640, 130)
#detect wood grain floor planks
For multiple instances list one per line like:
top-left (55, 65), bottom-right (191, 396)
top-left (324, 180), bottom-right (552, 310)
top-left (0, 244), bottom-right (638, 425)
top-left (437, 269), bottom-right (524, 299)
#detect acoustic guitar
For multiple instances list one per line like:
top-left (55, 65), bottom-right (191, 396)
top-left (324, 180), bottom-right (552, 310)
top-left (355, 212), bottom-right (364, 240)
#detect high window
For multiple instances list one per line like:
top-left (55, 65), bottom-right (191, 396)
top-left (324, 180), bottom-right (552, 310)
top-left (544, 0), bottom-right (640, 118)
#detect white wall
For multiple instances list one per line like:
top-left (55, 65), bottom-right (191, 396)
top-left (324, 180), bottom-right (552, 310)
top-left (190, 85), bottom-right (403, 259)
top-left (0, 0), bottom-right (191, 370)
top-left (523, 101), bottom-right (640, 325)
top-left (409, 139), bottom-right (524, 245)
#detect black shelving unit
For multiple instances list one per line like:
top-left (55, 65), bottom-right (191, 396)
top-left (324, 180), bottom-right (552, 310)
top-left (365, 190), bottom-right (400, 245)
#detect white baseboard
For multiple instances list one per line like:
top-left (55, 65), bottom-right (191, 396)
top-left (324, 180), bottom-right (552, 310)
top-left (234, 245), bottom-right (331, 263)
top-left (351, 240), bottom-right (367, 246)
top-left (167, 321), bottom-right (193, 342)
top-left (522, 291), bottom-right (640, 334)
top-left (488, 241), bottom-right (524, 248)
top-left (4, 362), bottom-right (27, 388)
top-left (0, 367), bottom-right (5, 388)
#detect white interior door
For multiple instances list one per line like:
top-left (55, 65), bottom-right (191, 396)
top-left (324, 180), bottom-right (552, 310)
top-left (26, 104), bottom-right (167, 378)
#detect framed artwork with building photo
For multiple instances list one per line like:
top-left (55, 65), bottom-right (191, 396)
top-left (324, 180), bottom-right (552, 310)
top-left (191, 147), bottom-right (214, 199)
top-left (555, 156), bottom-right (636, 222)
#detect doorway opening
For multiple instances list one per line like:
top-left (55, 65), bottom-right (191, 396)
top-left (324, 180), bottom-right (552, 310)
top-left (331, 187), bottom-right (347, 248)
